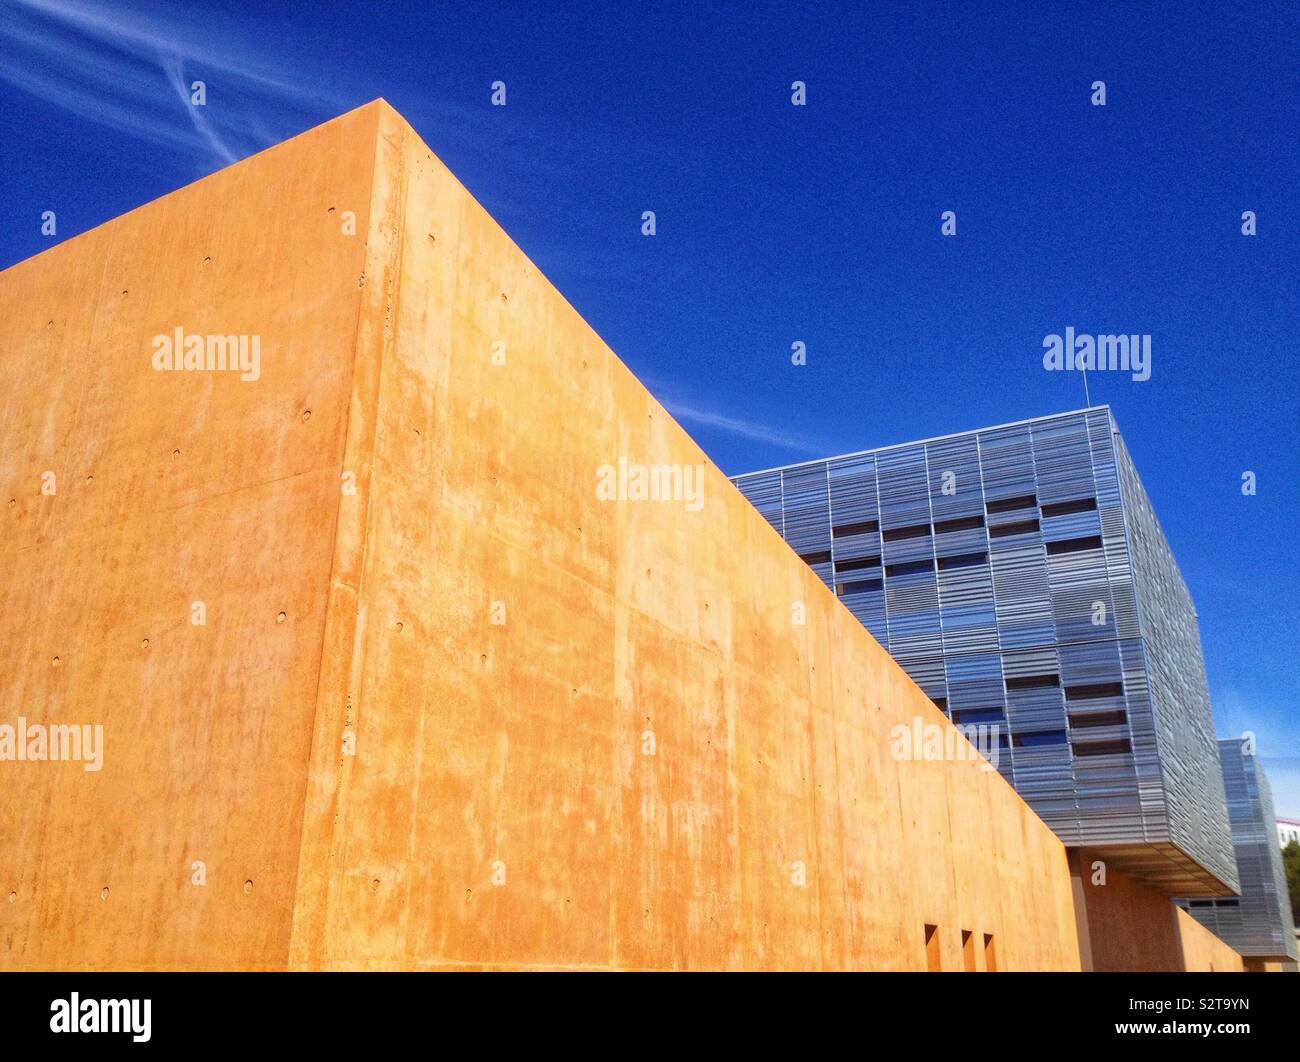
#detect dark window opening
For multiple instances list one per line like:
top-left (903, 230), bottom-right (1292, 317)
top-left (836, 578), bottom-right (883, 596)
top-left (1215, 899), bottom-right (1240, 908)
top-left (885, 559), bottom-right (934, 577)
top-left (934, 515), bottom-right (985, 534)
top-left (1065, 682), bottom-right (1125, 701)
top-left (1013, 730), bottom-right (1069, 747)
top-left (989, 518), bottom-right (1039, 538)
top-left (882, 522), bottom-right (931, 542)
top-left (1045, 535), bottom-right (1103, 556)
top-left (1005, 674), bottom-right (1060, 691)
top-left (798, 550), bottom-right (831, 566)
top-left (1041, 497), bottom-right (1098, 518)
top-left (952, 708), bottom-right (1004, 724)
top-left (1068, 710), bottom-right (1128, 729)
top-left (835, 555), bottom-right (881, 573)
top-left (937, 552), bottom-right (988, 571)
top-left (1189, 900), bottom-right (1214, 909)
top-left (932, 697), bottom-right (948, 712)
top-left (985, 494), bottom-right (1037, 514)
top-left (1072, 738), bottom-right (1132, 757)
top-left (832, 519), bottom-right (879, 539)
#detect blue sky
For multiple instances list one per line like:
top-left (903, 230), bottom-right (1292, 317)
top-left (1, 0), bottom-right (1296, 812)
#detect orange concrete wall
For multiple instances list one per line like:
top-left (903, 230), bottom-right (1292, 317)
top-left (0, 105), bottom-right (380, 970)
top-left (1, 101), bottom-right (1082, 970)
top-left (285, 103), bottom-right (1081, 971)
top-left (1073, 850), bottom-right (1241, 971)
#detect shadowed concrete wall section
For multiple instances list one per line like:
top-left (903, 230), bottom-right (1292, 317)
top-left (0, 104), bottom-right (381, 969)
top-left (1072, 850), bottom-right (1242, 971)
top-left (2, 100), bottom-right (1082, 970)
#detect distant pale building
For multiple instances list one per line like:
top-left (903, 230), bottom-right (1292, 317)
top-left (1179, 742), bottom-right (1299, 968)
top-left (1278, 818), bottom-right (1300, 848)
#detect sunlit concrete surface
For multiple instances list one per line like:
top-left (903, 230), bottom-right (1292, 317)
top-left (0, 101), bottom-right (1083, 971)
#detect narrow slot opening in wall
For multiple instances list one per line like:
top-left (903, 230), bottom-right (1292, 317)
top-left (924, 923), bottom-right (941, 972)
top-left (961, 929), bottom-right (976, 972)
top-left (983, 933), bottom-right (997, 972)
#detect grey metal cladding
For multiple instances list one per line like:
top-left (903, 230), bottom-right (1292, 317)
top-left (1181, 741), bottom-right (1299, 959)
top-left (732, 407), bottom-right (1237, 893)
top-left (1112, 432), bottom-right (1237, 890)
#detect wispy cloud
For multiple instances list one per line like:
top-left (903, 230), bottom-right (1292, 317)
top-left (159, 53), bottom-right (234, 165)
top-left (0, 0), bottom-right (348, 166)
top-left (664, 400), bottom-right (827, 453)
top-left (641, 378), bottom-right (831, 456)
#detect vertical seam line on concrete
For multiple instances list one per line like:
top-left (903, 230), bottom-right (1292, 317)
top-left (319, 117), bottom-right (411, 962)
top-left (287, 105), bottom-right (408, 968)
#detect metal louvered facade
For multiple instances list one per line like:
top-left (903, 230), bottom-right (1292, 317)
top-left (731, 407), bottom-right (1237, 895)
top-left (1178, 741), bottom-right (1299, 961)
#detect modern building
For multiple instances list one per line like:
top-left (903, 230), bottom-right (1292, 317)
top-left (1179, 742), bottom-right (1299, 969)
top-left (731, 409), bottom-right (1239, 934)
top-left (1278, 817), bottom-right (1300, 848)
top-left (0, 101), bottom-right (1098, 971)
